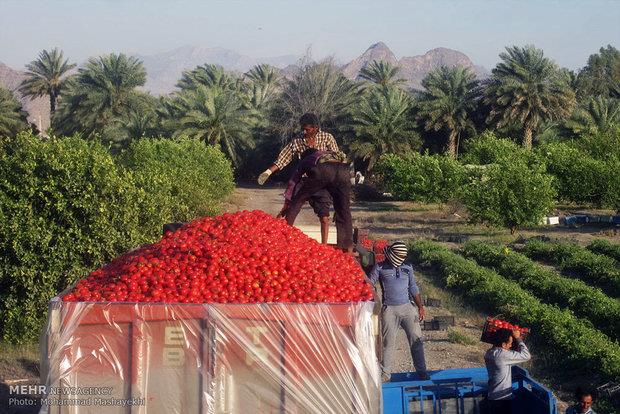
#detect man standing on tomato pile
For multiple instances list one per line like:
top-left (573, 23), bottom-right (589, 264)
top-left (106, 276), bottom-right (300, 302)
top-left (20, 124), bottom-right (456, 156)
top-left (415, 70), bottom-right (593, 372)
top-left (484, 328), bottom-right (531, 414)
top-left (277, 147), bottom-right (353, 252)
top-left (367, 241), bottom-right (429, 382)
top-left (258, 113), bottom-right (345, 245)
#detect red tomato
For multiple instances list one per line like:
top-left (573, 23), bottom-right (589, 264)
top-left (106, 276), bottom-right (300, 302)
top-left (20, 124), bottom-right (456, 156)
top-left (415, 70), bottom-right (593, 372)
top-left (63, 210), bottom-right (374, 304)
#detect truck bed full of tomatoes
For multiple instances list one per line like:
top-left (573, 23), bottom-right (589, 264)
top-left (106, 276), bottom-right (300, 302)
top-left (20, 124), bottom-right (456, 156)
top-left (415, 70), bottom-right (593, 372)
top-left (62, 210), bottom-right (374, 304)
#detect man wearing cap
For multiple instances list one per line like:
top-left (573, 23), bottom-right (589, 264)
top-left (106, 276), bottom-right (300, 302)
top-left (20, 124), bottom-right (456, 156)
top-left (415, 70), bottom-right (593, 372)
top-left (258, 113), bottom-right (345, 245)
top-left (367, 241), bottom-right (428, 381)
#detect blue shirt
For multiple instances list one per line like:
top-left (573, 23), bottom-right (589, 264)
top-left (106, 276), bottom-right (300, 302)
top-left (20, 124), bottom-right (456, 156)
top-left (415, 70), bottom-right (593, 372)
top-left (368, 261), bottom-right (419, 306)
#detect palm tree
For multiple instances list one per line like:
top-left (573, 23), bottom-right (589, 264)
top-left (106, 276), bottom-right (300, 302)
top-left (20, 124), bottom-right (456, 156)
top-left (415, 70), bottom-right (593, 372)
top-left (270, 58), bottom-right (361, 138)
top-left (177, 64), bottom-right (237, 91)
top-left (576, 45), bottom-right (620, 99)
top-left (121, 110), bottom-right (158, 139)
top-left (416, 65), bottom-right (479, 158)
top-left (359, 60), bottom-right (405, 87)
top-left (169, 85), bottom-right (254, 166)
top-left (18, 48), bottom-right (75, 115)
top-left (484, 45), bottom-right (576, 149)
top-left (244, 64), bottom-right (280, 113)
top-left (0, 87), bottom-right (29, 136)
top-left (350, 85), bottom-right (420, 172)
top-left (564, 96), bottom-right (620, 136)
top-left (53, 53), bottom-right (147, 137)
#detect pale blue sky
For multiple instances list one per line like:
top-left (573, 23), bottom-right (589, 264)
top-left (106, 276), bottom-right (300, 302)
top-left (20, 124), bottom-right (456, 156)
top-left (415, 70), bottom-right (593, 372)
top-left (1, 0), bottom-right (618, 70)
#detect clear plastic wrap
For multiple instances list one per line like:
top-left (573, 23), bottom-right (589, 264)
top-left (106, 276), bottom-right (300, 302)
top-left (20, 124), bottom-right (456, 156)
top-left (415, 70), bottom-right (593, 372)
top-left (40, 298), bottom-right (381, 414)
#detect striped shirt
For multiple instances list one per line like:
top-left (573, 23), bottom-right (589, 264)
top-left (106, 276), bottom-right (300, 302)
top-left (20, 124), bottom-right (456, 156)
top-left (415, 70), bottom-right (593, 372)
top-left (273, 130), bottom-right (343, 170)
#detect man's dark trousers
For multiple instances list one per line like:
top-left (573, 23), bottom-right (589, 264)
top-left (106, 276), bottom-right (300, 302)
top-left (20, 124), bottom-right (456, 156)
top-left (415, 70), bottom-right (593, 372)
top-left (285, 162), bottom-right (352, 250)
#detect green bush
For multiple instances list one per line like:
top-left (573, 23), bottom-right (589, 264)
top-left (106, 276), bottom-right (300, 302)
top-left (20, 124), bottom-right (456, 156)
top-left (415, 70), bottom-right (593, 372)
top-left (587, 239), bottom-right (620, 262)
top-left (374, 153), bottom-right (467, 202)
top-left (522, 239), bottom-right (620, 297)
top-left (460, 160), bottom-right (556, 233)
top-left (0, 134), bottom-right (235, 343)
top-left (461, 131), bottom-right (539, 166)
top-left (409, 240), bottom-right (620, 380)
top-left (576, 128), bottom-right (620, 162)
top-left (461, 241), bottom-right (620, 340)
top-left (118, 138), bottom-right (234, 222)
top-left (540, 142), bottom-right (620, 209)
top-left (0, 133), bottom-right (165, 343)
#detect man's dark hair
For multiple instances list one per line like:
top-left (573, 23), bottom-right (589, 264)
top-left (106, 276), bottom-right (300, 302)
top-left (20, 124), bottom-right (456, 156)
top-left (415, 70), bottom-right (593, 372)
top-left (575, 386), bottom-right (596, 400)
top-left (300, 148), bottom-right (318, 159)
top-left (491, 328), bottom-right (513, 347)
top-left (299, 113), bottom-right (319, 126)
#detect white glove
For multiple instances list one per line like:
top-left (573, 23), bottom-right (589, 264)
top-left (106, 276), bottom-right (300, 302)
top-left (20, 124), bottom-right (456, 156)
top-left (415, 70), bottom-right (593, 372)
top-left (258, 169), bottom-right (272, 185)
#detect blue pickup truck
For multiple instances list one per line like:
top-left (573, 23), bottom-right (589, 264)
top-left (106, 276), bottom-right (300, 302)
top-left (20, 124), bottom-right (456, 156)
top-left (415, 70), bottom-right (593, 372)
top-left (383, 366), bottom-right (557, 414)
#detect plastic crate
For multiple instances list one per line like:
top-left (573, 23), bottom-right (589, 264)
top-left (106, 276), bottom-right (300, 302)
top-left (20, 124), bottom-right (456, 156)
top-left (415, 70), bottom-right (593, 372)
top-left (421, 317), bottom-right (455, 331)
top-left (480, 318), bottom-right (529, 351)
top-left (422, 320), bottom-right (439, 331)
top-left (422, 320), bottom-right (443, 331)
top-left (434, 316), bottom-right (456, 329)
top-left (424, 298), bottom-right (442, 308)
top-left (383, 367), bottom-right (556, 414)
top-left (40, 299), bottom-right (381, 414)
top-left (565, 215), bottom-right (588, 226)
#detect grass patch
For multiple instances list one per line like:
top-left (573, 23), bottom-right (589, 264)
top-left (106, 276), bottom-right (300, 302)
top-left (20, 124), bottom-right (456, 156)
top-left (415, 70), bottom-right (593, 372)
top-left (401, 203), bottom-right (442, 212)
top-left (0, 341), bottom-right (40, 380)
top-left (447, 328), bottom-right (477, 346)
top-left (414, 265), bottom-right (486, 324)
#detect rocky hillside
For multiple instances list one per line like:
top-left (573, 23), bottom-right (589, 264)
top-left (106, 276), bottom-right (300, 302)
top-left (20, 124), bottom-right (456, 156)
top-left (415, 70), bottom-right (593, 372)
top-left (0, 62), bottom-right (50, 132)
top-left (342, 42), bottom-right (490, 89)
top-left (341, 42), bottom-right (399, 79)
top-left (137, 46), bottom-right (299, 95)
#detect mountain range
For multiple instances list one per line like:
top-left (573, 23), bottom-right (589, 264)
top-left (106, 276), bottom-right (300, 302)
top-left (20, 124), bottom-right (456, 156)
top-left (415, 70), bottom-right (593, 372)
top-left (342, 42), bottom-right (489, 89)
top-left (1, 42), bottom-right (489, 132)
top-left (0, 62), bottom-right (50, 131)
top-left (136, 45), bottom-right (299, 95)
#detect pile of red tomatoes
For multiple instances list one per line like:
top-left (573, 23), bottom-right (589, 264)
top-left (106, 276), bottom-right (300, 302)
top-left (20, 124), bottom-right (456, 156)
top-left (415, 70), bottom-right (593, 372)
top-left (63, 210), bottom-right (374, 304)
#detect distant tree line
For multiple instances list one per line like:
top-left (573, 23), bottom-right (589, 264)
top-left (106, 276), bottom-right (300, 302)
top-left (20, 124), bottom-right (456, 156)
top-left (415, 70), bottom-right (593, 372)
top-left (1, 44), bottom-right (619, 176)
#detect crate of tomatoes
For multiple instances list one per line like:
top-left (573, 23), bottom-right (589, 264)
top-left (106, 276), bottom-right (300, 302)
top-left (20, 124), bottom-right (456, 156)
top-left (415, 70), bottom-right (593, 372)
top-left (481, 317), bottom-right (530, 350)
top-left (354, 232), bottom-right (389, 267)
